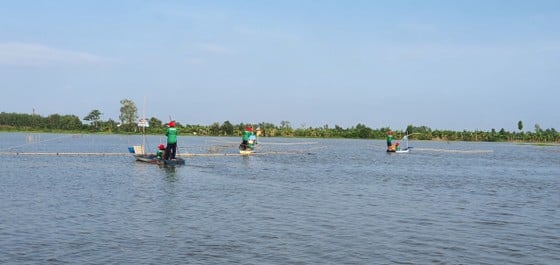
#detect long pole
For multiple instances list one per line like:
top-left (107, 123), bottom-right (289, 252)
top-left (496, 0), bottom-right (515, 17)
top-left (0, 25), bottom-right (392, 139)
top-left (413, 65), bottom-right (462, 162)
top-left (142, 97), bottom-right (146, 154)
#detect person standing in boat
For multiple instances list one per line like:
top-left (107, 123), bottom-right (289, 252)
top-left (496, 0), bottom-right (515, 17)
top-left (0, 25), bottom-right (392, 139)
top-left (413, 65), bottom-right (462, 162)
top-left (164, 121), bottom-right (178, 160)
top-left (386, 130), bottom-right (394, 151)
top-left (239, 126), bottom-right (252, 150)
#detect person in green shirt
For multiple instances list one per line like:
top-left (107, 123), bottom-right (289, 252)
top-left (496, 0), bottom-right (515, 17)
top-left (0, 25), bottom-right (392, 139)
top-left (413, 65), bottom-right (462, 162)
top-left (156, 144), bottom-right (165, 159)
top-left (239, 126), bottom-right (252, 151)
top-left (248, 129), bottom-right (257, 150)
top-left (386, 130), bottom-right (394, 151)
top-left (164, 121), bottom-right (178, 160)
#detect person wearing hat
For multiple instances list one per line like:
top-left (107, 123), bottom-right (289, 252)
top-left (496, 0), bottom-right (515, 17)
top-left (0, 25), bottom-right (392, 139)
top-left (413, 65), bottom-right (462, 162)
top-left (164, 121), bottom-right (178, 160)
top-left (239, 126), bottom-right (252, 151)
top-left (156, 144), bottom-right (165, 159)
top-left (248, 128), bottom-right (258, 149)
top-left (387, 130), bottom-right (394, 151)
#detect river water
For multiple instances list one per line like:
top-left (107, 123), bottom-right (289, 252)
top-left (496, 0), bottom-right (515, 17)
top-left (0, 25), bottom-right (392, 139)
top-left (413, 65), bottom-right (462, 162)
top-left (1, 133), bottom-right (559, 264)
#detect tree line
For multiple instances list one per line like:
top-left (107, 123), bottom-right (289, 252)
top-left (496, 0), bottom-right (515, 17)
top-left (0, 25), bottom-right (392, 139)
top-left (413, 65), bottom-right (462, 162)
top-left (1, 99), bottom-right (558, 143)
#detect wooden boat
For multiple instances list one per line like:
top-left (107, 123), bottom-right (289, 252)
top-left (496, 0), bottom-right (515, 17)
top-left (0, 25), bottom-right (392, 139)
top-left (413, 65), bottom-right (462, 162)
top-left (137, 155), bottom-right (186, 165)
top-left (238, 128), bottom-right (259, 156)
top-left (128, 103), bottom-right (185, 165)
top-left (161, 157), bottom-right (186, 165)
top-left (239, 149), bottom-right (253, 156)
top-left (238, 142), bottom-right (255, 155)
top-left (130, 146), bottom-right (186, 165)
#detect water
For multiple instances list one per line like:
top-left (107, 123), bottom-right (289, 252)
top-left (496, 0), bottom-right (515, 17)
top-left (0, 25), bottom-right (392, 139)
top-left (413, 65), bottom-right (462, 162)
top-left (1, 133), bottom-right (559, 264)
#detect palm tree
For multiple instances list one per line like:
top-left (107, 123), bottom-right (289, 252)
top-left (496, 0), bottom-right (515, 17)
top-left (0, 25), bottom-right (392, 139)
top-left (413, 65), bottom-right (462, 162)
top-left (84, 109), bottom-right (103, 130)
top-left (517, 120), bottom-right (523, 142)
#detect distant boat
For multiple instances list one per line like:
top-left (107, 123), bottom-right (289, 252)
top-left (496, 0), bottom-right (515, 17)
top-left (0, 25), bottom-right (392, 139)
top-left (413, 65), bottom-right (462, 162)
top-left (238, 127), bottom-right (259, 155)
top-left (238, 139), bottom-right (254, 155)
top-left (387, 134), bottom-right (412, 153)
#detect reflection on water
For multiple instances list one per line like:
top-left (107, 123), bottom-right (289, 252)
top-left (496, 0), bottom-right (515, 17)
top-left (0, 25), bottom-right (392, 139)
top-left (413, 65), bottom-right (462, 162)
top-left (161, 165), bottom-right (178, 181)
top-left (0, 133), bottom-right (559, 265)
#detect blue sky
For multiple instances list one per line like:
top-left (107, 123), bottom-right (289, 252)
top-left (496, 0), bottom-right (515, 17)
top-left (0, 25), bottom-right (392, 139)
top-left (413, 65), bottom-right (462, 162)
top-left (1, 0), bottom-right (559, 131)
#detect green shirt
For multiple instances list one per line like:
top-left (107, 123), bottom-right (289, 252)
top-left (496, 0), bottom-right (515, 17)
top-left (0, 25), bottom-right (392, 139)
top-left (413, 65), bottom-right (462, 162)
top-left (386, 135), bottom-right (393, 145)
top-left (166, 127), bottom-right (178, 144)
top-left (242, 130), bottom-right (251, 141)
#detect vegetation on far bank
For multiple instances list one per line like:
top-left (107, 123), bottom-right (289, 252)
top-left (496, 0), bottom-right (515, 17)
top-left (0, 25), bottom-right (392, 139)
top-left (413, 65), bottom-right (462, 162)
top-left (1, 99), bottom-right (558, 143)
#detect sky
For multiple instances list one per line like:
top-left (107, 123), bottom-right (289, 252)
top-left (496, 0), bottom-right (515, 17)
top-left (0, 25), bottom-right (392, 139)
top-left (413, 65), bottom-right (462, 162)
top-left (1, 0), bottom-right (559, 132)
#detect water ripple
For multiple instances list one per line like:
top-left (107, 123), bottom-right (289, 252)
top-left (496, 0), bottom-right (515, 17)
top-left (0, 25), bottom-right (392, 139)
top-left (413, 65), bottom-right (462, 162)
top-left (0, 135), bottom-right (559, 264)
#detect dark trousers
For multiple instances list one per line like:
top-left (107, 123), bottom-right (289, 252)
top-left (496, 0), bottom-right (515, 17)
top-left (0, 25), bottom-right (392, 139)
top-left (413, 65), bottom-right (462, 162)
top-left (164, 143), bottom-right (177, 159)
top-left (239, 140), bottom-right (248, 150)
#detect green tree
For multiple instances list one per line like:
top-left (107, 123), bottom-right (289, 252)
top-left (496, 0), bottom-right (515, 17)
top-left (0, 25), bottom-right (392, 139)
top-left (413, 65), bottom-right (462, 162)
top-left (355, 123), bottom-right (372, 139)
top-left (209, 122), bottom-right (220, 135)
top-left (46, 114), bottom-right (61, 129)
top-left (406, 125), bottom-right (414, 135)
top-left (534, 124), bottom-right (542, 133)
top-left (280, 120), bottom-right (291, 129)
top-left (83, 109), bottom-right (102, 130)
top-left (535, 124), bottom-right (542, 142)
top-left (221, 120), bottom-right (234, 135)
top-left (102, 118), bottom-right (118, 133)
top-left (517, 120), bottom-right (524, 142)
top-left (62, 115), bottom-right (83, 130)
top-left (146, 117), bottom-right (163, 133)
top-left (279, 120), bottom-right (293, 136)
top-left (119, 99), bottom-right (138, 131)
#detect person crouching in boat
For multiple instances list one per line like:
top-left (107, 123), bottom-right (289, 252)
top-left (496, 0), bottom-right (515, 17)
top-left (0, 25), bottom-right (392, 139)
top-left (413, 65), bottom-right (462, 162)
top-left (156, 144), bottom-right (165, 159)
top-left (164, 121), bottom-right (178, 160)
top-left (248, 129), bottom-right (257, 149)
top-left (239, 126), bottom-right (252, 151)
top-left (395, 142), bottom-right (400, 151)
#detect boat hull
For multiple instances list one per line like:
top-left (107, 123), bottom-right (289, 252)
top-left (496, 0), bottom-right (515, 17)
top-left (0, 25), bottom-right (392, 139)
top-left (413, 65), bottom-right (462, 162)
top-left (134, 154), bottom-right (186, 165)
top-left (162, 158), bottom-right (186, 165)
top-left (239, 150), bottom-right (253, 156)
top-left (387, 149), bottom-right (410, 153)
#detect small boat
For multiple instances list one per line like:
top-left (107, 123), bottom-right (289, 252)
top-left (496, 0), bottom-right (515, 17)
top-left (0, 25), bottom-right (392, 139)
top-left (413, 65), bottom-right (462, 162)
top-left (238, 126), bottom-right (260, 156)
top-left (129, 119), bottom-right (185, 166)
top-left (238, 141), bottom-right (257, 155)
top-left (387, 134), bottom-right (412, 153)
top-left (239, 149), bottom-right (253, 156)
top-left (128, 103), bottom-right (185, 165)
top-left (161, 157), bottom-right (186, 165)
top-left (395, 149), bottom-right (410, 153)
top-left (130, 146), bottom-right (186, 165)
top-left (238, 143), bottom-right (254, 155)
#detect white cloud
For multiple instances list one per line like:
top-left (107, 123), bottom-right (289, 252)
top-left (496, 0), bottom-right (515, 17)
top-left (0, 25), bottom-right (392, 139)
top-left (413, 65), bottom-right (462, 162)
top-left (0, 42), bottom-right (117, 66)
